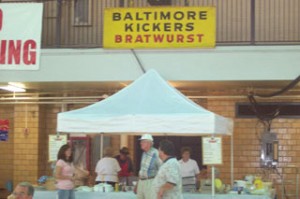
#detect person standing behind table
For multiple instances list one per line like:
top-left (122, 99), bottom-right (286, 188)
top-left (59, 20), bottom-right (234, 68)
top-left (95, 147), bottom-right (121, 187)
top-left (179, 147), bottom-right (200, 192)
top-left (152, 140), bottom-right (183, 199)
top-left (115, 147), bottom-right (134, 184)
top-left (135, 134), bottom-right (161, 199)
top-left (55, 144), bottom-right (75, 199)
top-left (7, 182), bottom-right (34, 199)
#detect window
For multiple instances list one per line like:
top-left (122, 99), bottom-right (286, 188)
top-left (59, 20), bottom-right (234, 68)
top-left (236, 102), bottom-right (300, 118)
top-left (74, 0), bottom-right (91, 25)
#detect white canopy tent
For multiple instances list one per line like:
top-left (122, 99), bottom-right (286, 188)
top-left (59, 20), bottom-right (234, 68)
top-left (57, 70), bottom-right (234, 196)
top-left (57, 69), bottom-right (233, 135)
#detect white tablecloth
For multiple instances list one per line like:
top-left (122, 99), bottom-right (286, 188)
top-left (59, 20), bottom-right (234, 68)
top-left (34, 191), bottom-right (274, 199)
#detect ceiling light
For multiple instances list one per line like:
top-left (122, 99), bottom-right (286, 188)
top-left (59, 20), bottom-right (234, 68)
top-left (9, 82), bottom-right (26, 89)
top-left (0, 85), bottom-right (26, 92)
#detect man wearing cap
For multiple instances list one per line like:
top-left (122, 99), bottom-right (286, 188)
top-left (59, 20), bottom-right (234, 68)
top-left (135, 134), bottom-right (161, 199)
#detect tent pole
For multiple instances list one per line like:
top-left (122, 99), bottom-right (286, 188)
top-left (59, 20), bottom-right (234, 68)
top-left (211, 134), bottom-right (215, 199)
top-left (231, 132), bottom-right (234, 185)
top-left (100, 133), bottom-right (104, 159)
top-left (212, 166), bottom-right (215, 198)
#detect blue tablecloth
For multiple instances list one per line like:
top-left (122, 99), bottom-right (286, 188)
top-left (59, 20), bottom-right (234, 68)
top-left (34, 191), bottom-right (136, 199)
top-left (34, 191), bottom-right (274, 199)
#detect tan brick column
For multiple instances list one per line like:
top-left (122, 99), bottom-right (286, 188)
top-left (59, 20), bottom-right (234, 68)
top-left (13, 105), bottom-right (41, 185)
top-left (0, 105), bottom-right (14, 188)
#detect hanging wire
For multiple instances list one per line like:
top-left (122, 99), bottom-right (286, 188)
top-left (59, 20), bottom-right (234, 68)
top-left (247, 75), bottom-right (300, 130)
top-left (248, 75), bottom-right (300, 199)
top-left (131, 49), bottom-right (146, 74)
top-left (247, 94), bottom-right (279, 131)
top-left (252, 75), bottom-right (300, 98)
top-left (25, 104), bottom-right (28, 129)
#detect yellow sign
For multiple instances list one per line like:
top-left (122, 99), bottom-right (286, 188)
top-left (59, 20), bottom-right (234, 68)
top-left (103, 7), bottom-right (216, 48)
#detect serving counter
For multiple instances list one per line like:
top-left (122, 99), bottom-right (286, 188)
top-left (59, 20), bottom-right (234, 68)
top-left (34, 190), bottom-right (275, 199)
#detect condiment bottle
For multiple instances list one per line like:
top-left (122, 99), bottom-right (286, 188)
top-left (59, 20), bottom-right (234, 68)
top-left (115, 183), bottom-right (119, 192)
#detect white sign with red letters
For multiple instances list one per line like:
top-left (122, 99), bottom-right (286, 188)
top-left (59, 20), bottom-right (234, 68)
top-left (0, 3), bottom-right (43, 70)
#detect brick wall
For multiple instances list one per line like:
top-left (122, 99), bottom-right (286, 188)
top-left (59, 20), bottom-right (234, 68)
top-left (44, 104), bottom-right (62, 176)
top-left (13, 105), bottom-right (40, 185)
top-left (207, 98), bottom-right (300, 198)
top-left (9, 104), bottom-right (60, 186)
top-left (0, 105), bottom-right (14, 189)
top-left (38, 105), bottom-right (47, 178)
top-left (1, 98), bottom-right (299, 198)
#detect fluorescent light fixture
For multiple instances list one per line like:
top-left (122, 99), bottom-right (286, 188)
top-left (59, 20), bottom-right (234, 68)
top-left (0, 85), bottom-right (26, 92)
top-left (9, 82), bottom-right (26, 88)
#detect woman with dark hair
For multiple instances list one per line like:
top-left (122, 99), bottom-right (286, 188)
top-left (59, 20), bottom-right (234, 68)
top-left (55, 144), bottom-right (75, 199)
top-left (179, 147), bottom-right (200, 192)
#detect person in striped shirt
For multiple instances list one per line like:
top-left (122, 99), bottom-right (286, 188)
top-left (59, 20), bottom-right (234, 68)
top-left (135, 134), bottom-right (161, 199)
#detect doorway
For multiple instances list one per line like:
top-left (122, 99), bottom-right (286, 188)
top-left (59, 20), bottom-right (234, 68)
top-left (134, 136), bottom-right (206, 175)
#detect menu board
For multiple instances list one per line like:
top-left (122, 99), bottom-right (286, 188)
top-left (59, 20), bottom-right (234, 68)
top-left (202, 137), bottom-right (223, 165)
top-left (48, 135), bottom-right (67, 162)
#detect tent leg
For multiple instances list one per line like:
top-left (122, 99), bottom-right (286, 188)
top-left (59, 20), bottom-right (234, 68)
top-left (212, 166), bottom-right (215, 199)
top-left (231, 133), bottom-right (234, 185)
top-left (100, 133), bottom-right (104, 159)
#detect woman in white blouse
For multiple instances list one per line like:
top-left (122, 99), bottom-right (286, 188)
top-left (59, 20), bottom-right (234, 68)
top-left (178, 147), bottom-right (200, 192)
top-left (95, 147), bottom-right (121, 187)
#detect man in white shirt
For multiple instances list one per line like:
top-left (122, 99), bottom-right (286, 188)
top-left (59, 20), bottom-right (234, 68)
top-left (135, 134), bottom-right (161, 199)
top-left (178, 147), bottom-right (200, 192)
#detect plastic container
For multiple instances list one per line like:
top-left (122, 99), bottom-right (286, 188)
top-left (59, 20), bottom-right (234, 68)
top-left (254, 177), bottom-right (263, 190)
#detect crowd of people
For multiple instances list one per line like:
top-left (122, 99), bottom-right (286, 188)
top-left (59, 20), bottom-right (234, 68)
top-left (94, 134), bottom-right (201, 199)
top-left (134, 134), bottom-right (201, 199)
top-left (9, 134), bottom-right (202, 199)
